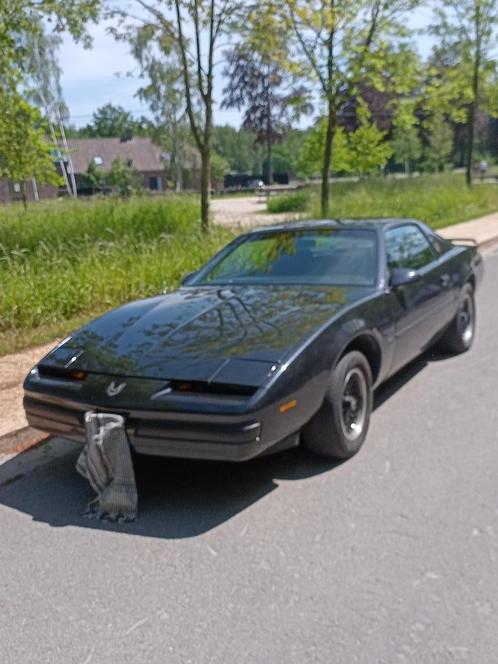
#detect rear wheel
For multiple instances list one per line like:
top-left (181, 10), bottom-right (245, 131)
top-left (302, 351), bottom-right (373, 459)
top-left (439, 283), bottom-right (475, 354)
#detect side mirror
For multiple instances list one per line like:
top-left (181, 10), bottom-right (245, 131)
top-left (180, 270), bottom-right (197, 286)
top-left (390, 267), bottom-right (421, 288)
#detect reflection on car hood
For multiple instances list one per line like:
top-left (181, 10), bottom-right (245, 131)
top-left (41, 284), bottom-right (374, 381)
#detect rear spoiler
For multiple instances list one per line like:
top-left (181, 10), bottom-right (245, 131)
top-left (445, 237), bottom-right (478, 247)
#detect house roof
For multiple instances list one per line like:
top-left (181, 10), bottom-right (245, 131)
top-left (67, 137), bottom-right (164, 174)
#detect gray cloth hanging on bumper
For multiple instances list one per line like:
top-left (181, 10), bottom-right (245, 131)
top-left (76, 412), bottom-right (138, 522)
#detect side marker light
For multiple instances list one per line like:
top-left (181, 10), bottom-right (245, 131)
top-left (279, 399), bottom-right (297, 414)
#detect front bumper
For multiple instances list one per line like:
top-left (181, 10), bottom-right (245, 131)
top-left (23, 391), bottom-right (293, 462)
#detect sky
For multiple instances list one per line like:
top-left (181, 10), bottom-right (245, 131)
top-left (59, 10), bottom-right (434, 130)
top-left (59, 20), bottom-right (241, 128)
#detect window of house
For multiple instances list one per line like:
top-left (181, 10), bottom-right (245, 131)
top-left (385, 225), bottom-right (435, 271)
top-left (93, 156), bottom-right (103, 166)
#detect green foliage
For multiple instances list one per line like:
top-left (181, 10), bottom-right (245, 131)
top-left (0, 0), bottom-right (99, 81)
top-left (0, 196), bottom-right (233, 355)
top-left (211, 153), bottom-right (230, 182)
top-left (213, 125), bottom-right (261, 173)
top-left (78, 103), bottom-right (140, 138)
top-left (347, 101), bottom-right (393, 176)
top-left (297, 102), bottom-right (391, 178)
top-left (84, 159), bottom-right (104, 190)
top-left (106, 157), bottom-right (144, 197)
top-left (423, 112), bottom-right (454, 172)
top-left (267, 189), bottom-right (311, 213)
top-left (0, 88), bottom-right (61, 189)
top-left (391, 100), bottom-right (422, 172)
top-left (298, 124), bottom-right (351, 178)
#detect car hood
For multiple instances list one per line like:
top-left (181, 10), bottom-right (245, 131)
top-left (40, 285), bottom-right (374, 384)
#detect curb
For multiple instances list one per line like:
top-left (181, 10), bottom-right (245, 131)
top-left (0, 426), bottom-right (48, 456)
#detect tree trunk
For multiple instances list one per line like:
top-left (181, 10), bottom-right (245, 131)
top-left (267, 86), bottom-right (273, 185)
top-left (31, 177), bottom-right (39, 201)
top-left (320, 103), bottom-right (336, 217)
top-left (173, 129), bottom-right (183, 193)
top-left (267, 131), bottom-right (273, 186)
top-left (21, 182), bottom-right (27, 210)
top-left (466, 20), bottom-right (481, 187)
top-left (200, 147), bottom-right (211, 233)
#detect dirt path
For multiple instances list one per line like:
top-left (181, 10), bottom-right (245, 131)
top-left (211, 195), bottom-right (302, 228)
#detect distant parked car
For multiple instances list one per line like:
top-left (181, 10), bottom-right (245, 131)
top-left (24, 219), bottom-right (482, 461)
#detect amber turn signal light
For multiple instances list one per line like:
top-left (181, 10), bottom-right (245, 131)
top-left (279, 399), bottom-right (297, 414)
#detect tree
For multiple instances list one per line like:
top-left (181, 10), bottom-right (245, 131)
top-left (0, 91), bottom-right (61, 206)
top-left (348, 100), bottom-right (393, 176)
top-left (391, 101), bottom-right (422, 174)
top-left (118, 22), bottom-right (191, 192)
top-left (24, 28), bottom-right (77, 196)
top-left (0, 0), bottom-right (99, 81)
top-left (284, 0), bottom-right (420, 214)
top-left (298, 123), bottom-right (351, 178)
top-left (210, 152), bottom-right (230, 185)
top-left (0, 0), bottom-right (99, 203)
top-left (423, 112), bottom-right (454, 172)
top-left (213, 125), bottom-right (261, 174)
top-left (222, 4), bottom-right (310, 185)
top-left (430, 0), bottom-right (498, 185)
top-left (222, 46), bottom-right (310, 185)
top-left (106, 157), bottom-right (144, 197)
top-left (297, 101), bottom-right (391, 179)
top-left (110, 0), bottom-right (241, 232)
top-left (80, 103), bottom-right (137, 138)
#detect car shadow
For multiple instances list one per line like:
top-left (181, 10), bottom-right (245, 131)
top-left (0, 440), bottom-right (339, 539)
top-left (0, 346), bottom-right (450, 540)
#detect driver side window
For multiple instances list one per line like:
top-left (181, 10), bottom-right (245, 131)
top-left (386, 225), bottom-right (435, 271)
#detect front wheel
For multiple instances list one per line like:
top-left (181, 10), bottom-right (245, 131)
top-left (439, 283), bottom-right (476, 354)
top-left (302, 351), bottom-right (373, 459)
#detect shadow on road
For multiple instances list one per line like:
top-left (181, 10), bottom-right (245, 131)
top-left (0, 347), bottom-right (451, 539)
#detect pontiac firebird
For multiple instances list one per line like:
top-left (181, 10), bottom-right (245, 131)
top-left (23, 219), bottom-right (482, 461)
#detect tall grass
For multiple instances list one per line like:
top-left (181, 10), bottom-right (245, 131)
top-left (0, 196), bottom-right (233, 355)
top-left (267, 189), bottom-right (311, 213)
top-left (268, 175), bottom-right (498, 228)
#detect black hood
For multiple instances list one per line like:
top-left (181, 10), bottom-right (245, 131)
top-left (40, 284), bottom-right (373, 383)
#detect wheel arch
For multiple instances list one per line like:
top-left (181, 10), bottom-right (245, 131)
top-left (335, 333), bottom-right (382, 385)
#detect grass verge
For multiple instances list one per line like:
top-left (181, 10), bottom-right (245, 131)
top-left (267, 175), bottom-right (498, 228)
top-left (266, 189), bottom-right (311, 213)
top-left (0, 196), bottom-right (234, 356)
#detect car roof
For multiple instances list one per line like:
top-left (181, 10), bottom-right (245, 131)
top-left (247, 218), bottom-right (424, 234)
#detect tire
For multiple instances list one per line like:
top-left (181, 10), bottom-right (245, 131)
top-left (302, 351), bottom-right (373, 459)
top-left (439, 283), bottom-right (476, 354)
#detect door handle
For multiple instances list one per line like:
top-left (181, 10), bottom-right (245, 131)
top-left (440, 273), bottom-right (450, 288)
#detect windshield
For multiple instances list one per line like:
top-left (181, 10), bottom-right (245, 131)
top-left (193, 228), bottom-right (378, 287)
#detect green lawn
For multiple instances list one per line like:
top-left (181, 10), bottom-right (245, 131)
top-left (268, 175), bottom-right (498, 228)
top-left (0, 196), bottom-right (233, 356)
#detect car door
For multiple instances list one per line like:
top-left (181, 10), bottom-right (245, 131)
top-left (386, 223), bottom-right (452, 373)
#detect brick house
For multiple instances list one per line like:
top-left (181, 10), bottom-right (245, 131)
top-left (0, 135), bottom-right (166, 203)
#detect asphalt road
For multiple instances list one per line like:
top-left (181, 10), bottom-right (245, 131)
top-left (1, 248), bottom-right (498, 664)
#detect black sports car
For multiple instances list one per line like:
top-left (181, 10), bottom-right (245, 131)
top-left (24, 218), bottom-right (482, 461)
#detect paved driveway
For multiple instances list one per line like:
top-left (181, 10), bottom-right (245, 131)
top-left (1, 249), bottom-right (497, 663)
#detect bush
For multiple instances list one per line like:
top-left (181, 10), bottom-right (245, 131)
top-left (267, 189), bottom-right (311, 214)
top-left (0, 196), bottom-right (234, 355)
